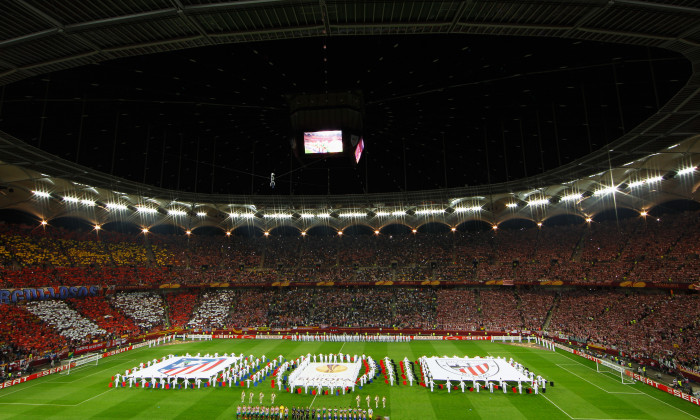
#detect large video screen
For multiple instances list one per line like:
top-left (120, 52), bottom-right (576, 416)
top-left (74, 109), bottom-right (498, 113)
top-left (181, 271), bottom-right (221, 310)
top-left (303, 130), bottom-right (343, 154)
top-left (354, 138), bottom-right (364, 163)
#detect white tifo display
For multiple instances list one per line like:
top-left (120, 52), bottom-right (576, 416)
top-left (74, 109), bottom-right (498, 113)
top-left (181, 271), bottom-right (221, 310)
top-left (128, 356), bottom-right (239, 380)
top-left (422, 357), bottom-right (531, 382)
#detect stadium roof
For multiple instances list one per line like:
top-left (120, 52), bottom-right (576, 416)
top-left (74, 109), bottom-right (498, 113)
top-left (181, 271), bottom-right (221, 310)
top-left (0, 0), bottom-right (699, 231)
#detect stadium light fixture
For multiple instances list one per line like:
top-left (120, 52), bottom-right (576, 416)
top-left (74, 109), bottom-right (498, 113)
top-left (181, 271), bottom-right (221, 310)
top-left (392, 210), bottom-right (406, 216)
top-left (337, 231), bottom-right (343, 236)
top-left (81, 199), bottom-right (96, 207)
top-left (492, 225), bottom-right (498, 230)
top-left (185, 230), bottom-right (191, 235)
top-left (505, 203), bottom-right (518, 208)
top-left (301, 231), bottom-right (307, 236)
top-left (451, 227), bottom-right (456, 232)
top-left (628, 180), bottom-right (645, 188)
top-left (339, 212), bottom-right (365, 218)
top-left (94, 224), bottom-right (101, 231)
top-left (241, 213), bottom-right (255, 219)
top-left (594, 186), bottom-right (617, 196)
top-left (640, 210), bottom-right (648, 217)
top-left (374, 230), bottom-right (380, 235)
top-left (32, 191), bottom-right (51, 198)
top-left (527, 198), bottom-right (549, 207)
top-left (263, 231), bottom-right (270, 236)
top-left (137, 207), bottom-right (158, 214)
top-left (106, 203), bottom-right (127, 211)
top-left (412, 228), bottom-right (417, 233)
top-left (537, 222), bottom-right (543, 227)
top-left (300, 213), bottom-right (315, 219)
top-left (678, 166), bottom-right (697, 176)
top-left (376, 211), bottom-right (391, 217)
top-left (63, 196), bottom-right (80, 203)
top-left (416, 209), bottom-right (445, 215)
top-left (142, 228), bottom-right (149, 233)
top-left (267, 213), bottom-right (292, 219)
top-left (40, 220), bottom-right (48, 226)
top-left (318, 213), bottom-right (331, 218)
top-left (561, 193), bottom-right (582, 202)
top-left (168, 209), bottom-right (187, 216)
top-left (645, 176), bottom-right (663, 184)
top-left (455, 206), bottom-right (482, 213)
top-left (228, 212), bottom-right (238, 218)
top-left (225, 231), bottom-right (231, 236)
top-left (585, 217), bottom-right (593, 223)
top-left (196, 212), bottom-right (207, 217)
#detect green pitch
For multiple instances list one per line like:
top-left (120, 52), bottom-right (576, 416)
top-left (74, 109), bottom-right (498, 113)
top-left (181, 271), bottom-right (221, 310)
top-left (1, 339), bottom-right (698, 419)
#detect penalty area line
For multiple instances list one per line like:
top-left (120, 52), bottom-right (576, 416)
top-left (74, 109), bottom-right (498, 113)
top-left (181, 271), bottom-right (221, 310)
top-left (555, 364), bottom-right (641, 395)
top-left (77, 388), bottom-right (114, 406)
top-left (632, 387), bottom-right (700, 420)
top-left (540, 393), bottom-right (573, 419)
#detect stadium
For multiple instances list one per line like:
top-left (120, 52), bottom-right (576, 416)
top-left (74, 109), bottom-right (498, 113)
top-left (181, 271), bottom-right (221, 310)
top-left (0, 0), bottom-right (699, 419)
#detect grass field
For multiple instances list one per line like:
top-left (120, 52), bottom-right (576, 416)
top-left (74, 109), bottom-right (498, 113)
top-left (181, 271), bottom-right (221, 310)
top-left (0, 339), bottom-right (698, 419)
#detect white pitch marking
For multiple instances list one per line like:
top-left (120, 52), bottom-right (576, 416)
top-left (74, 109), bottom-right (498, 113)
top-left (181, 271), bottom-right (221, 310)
top-left (541, 393), bottom-right (573, 419)
top-left (77, 388), bottom-right (114, 406)
top-left (0, 402), bottom-right (74, 407)
top-left (555, 364), bottom-right (641, 394)
top-left (632, 387), bottom-right (700, 420)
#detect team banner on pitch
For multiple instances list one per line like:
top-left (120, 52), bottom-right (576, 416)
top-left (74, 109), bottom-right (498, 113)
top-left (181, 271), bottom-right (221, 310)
top-left (422, 357), bottom-right (530, 382)
top-left (129, 356), bottom-right (239, 380)
top-left (289, 361), bottom-right (362, 390)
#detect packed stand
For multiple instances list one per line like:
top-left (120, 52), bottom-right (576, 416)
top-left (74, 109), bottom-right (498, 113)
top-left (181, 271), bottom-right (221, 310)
top-left (109, 291), bottom-right (165, 331)
top-left (69, 295), bottom-right (140, 337)
top-left (165, 291), bottom-right (198, 328)
top-left (435, 289), bottom-right (480, 330)
top-left (0, 303), bottom-right (67, 358)
top-left (187, 290), bottom-right (237, 330)
top-left (25, 300), bottom-right (106, 344)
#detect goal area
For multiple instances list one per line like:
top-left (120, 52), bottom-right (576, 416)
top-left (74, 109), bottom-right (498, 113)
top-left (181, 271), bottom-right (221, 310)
top-left (596, 359), bottom-right (635, 384)
top-left (64, 353), bottom-right (100, 375)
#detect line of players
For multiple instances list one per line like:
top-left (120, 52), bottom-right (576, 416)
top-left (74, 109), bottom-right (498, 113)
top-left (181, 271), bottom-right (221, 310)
top-left (237, 392), bottom-right (386, 419)
top-left (235, 405), bottom-right (376, 420)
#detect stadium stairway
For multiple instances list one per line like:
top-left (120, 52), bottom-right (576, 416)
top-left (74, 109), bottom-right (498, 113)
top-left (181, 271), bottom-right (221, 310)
top-left (570, 229), bottom-right (589, 262)
top-left (542, 293), bottom-right (559, 331)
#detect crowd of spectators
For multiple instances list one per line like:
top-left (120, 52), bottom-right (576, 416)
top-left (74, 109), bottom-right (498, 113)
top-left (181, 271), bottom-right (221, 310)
top-left (25, 300), bottom-right (106, 344)
top-left (0, 211), bottom-right (699, 375)
top-left (226, 289), bottom-right (269, 327)
top-left (435, 289), bottom-right (480, 330)
top-left (0, 285), bottom-right (696, 376)
top-left (164, 292), bottom-right (197, 328)
top-left (0, 303), bottom-right (66, 359)
top-left (186, 290), bottom-right (237, 330)
top-left (518, 290), bottom-right (555, 331)
top-left (109, 292), bottom-right (165, 331)
top-left (1, 210), bottom-right (699, 285)
top-left (69, 296), bottom-right (140, 337)
top-left (477, 289), bottom-right (521, 331)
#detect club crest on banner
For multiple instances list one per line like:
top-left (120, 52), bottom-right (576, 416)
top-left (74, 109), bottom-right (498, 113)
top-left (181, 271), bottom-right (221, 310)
top-left (435, 358), bottom-right (500, 380)
top-left (158, 357), bottom-right (226, 376)
top-left (316, 364), bottom-right (348, 374)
